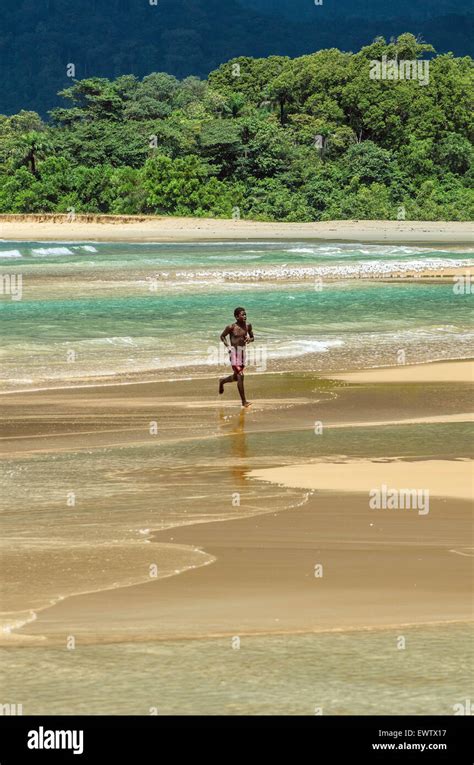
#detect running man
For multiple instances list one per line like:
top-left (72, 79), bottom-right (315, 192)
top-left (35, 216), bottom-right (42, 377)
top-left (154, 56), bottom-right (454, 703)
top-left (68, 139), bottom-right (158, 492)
top-left (219, 307), bottom-right (254, 407)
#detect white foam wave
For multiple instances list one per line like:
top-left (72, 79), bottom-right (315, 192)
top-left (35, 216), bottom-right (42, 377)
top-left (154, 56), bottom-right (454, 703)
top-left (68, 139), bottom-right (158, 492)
top-left (285, 247), bottom-right (316, 254)
top-left (271, 339), bottom-right (344, 359)
top-left (208, 253), bottom-right (264, 260)
top-left (31, 247), bottom-right (73, 256)
top-left (1, 609), bottom-right (38, 636)
top-left (102, 336), bottom-right (138, 346)
top-left (283, 244), bottom-right (471, 258)
top-left (0, 249), bottom-right (22, 258)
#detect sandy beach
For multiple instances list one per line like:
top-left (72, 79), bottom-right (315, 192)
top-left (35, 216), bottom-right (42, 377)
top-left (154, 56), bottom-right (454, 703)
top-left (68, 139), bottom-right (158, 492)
top-left (250, 459), bottom-right (473, 501)
top-left (329, 359), bottom-right (474, 384)
top-left (2, 358), bottom-right (471, 646)
top-left (1, 232), bottom-right (473, 717)
top-left (12, 489), bottom-right (473, 644)
top-left (1, 214), bottom-right (474, 244)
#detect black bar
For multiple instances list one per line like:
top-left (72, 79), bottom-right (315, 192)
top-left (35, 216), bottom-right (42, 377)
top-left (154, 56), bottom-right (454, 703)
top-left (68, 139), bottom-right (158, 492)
top-left (0, 715), bottom-right (472, 762)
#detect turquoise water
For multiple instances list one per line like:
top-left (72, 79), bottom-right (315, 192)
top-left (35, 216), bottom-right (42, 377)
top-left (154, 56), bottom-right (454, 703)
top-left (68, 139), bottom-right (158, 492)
top-left (1, 624), bottom-right (472, 715)
top-left (1, 240), bottom-right (473, 268)
top-left (0, 241), bottom-right (473, 389)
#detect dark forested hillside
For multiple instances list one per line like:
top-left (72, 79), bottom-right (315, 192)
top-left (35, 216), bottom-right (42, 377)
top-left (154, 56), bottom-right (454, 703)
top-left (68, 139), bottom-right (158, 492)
top-left (1, 34), bottom-right (472, 221)
top-left (0, 0), bottom-right (473, 116)
top-left (243, 0), bottom-right (473, 21)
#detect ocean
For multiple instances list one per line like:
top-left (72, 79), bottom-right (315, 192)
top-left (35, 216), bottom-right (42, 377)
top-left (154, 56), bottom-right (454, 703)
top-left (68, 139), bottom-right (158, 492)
top-left (0, 241), bottom-right (473, 391)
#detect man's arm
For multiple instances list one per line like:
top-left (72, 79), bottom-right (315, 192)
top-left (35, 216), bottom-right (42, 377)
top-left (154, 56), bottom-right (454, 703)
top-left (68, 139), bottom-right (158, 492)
top-left (246, 323), bottom-right (254, 343)
top-left (220, 325), bottom-right (232, 348)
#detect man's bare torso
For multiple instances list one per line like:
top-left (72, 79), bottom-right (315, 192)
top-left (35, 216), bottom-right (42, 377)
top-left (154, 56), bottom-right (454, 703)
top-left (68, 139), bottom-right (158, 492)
top-left (227, 322), bottom-right (249, 347)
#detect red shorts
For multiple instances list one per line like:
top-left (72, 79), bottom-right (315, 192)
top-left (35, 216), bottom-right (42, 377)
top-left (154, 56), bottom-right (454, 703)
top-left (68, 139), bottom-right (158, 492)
top-left (230, 347), bottom-right (246, 375)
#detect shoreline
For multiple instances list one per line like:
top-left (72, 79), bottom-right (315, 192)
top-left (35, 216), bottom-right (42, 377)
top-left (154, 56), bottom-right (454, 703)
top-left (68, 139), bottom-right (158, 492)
top-left (1, 357), bottom-right (472, 397)
top-left (6, 357), bottom-right (473, 645)
top-left (5, 618), bottom-right (473, 649)
top-left (1, 215), bottom-right (474, 244)
top-left (16, 489), bottom-right (473, 645)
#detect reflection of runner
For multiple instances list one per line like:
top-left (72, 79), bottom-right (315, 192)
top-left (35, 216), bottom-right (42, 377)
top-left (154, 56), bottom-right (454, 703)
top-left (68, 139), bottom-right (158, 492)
top-left (218, 408), bottom-right (248, 486)
top-left (219, 307), bottom-right (254, 407)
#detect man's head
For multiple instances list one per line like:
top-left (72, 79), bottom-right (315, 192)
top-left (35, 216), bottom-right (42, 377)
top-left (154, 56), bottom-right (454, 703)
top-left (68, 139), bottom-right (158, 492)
top-left (234, 307), bottom-right (247, 322)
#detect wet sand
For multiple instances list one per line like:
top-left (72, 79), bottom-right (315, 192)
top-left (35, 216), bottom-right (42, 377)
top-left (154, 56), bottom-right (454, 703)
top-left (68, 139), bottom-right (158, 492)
top-left (4, 359), bottom-right (472, 645)
top-left (15, 488), bottom-right (473, 644)
top-left (2, 363), bottom-right (473, 454)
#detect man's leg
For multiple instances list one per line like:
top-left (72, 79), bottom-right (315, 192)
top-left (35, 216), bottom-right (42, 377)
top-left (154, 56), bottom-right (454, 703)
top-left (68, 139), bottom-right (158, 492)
top-left (219, 374), bottom-right (235, 394)
top-left (236, 373), bottom-right (250, 407)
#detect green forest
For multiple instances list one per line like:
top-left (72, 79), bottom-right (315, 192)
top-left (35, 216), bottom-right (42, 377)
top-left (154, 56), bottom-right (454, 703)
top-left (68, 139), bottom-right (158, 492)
top-left (1, 34), bottom-right (473, 221)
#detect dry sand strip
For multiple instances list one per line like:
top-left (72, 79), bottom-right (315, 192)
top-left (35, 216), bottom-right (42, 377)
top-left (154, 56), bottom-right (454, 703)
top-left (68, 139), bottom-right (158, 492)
top-left (329, 359), bottom-right (474, 384)
top-left (328, 413), bottom-right (474, 428)
top-left (1, 215), bottom-right (474, 243)
top-left (249, 459), bottom-right (473, 502)
top-left (18, 490), bottom-right (472, 644)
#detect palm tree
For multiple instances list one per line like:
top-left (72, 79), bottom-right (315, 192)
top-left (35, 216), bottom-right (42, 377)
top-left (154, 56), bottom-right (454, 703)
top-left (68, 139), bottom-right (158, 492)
top-left (267, 73), bottom-right (295, 125)
top-left (15, 131), bottom-right (51, 176)
top-left (223, 92), bottom-right (247, 118)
